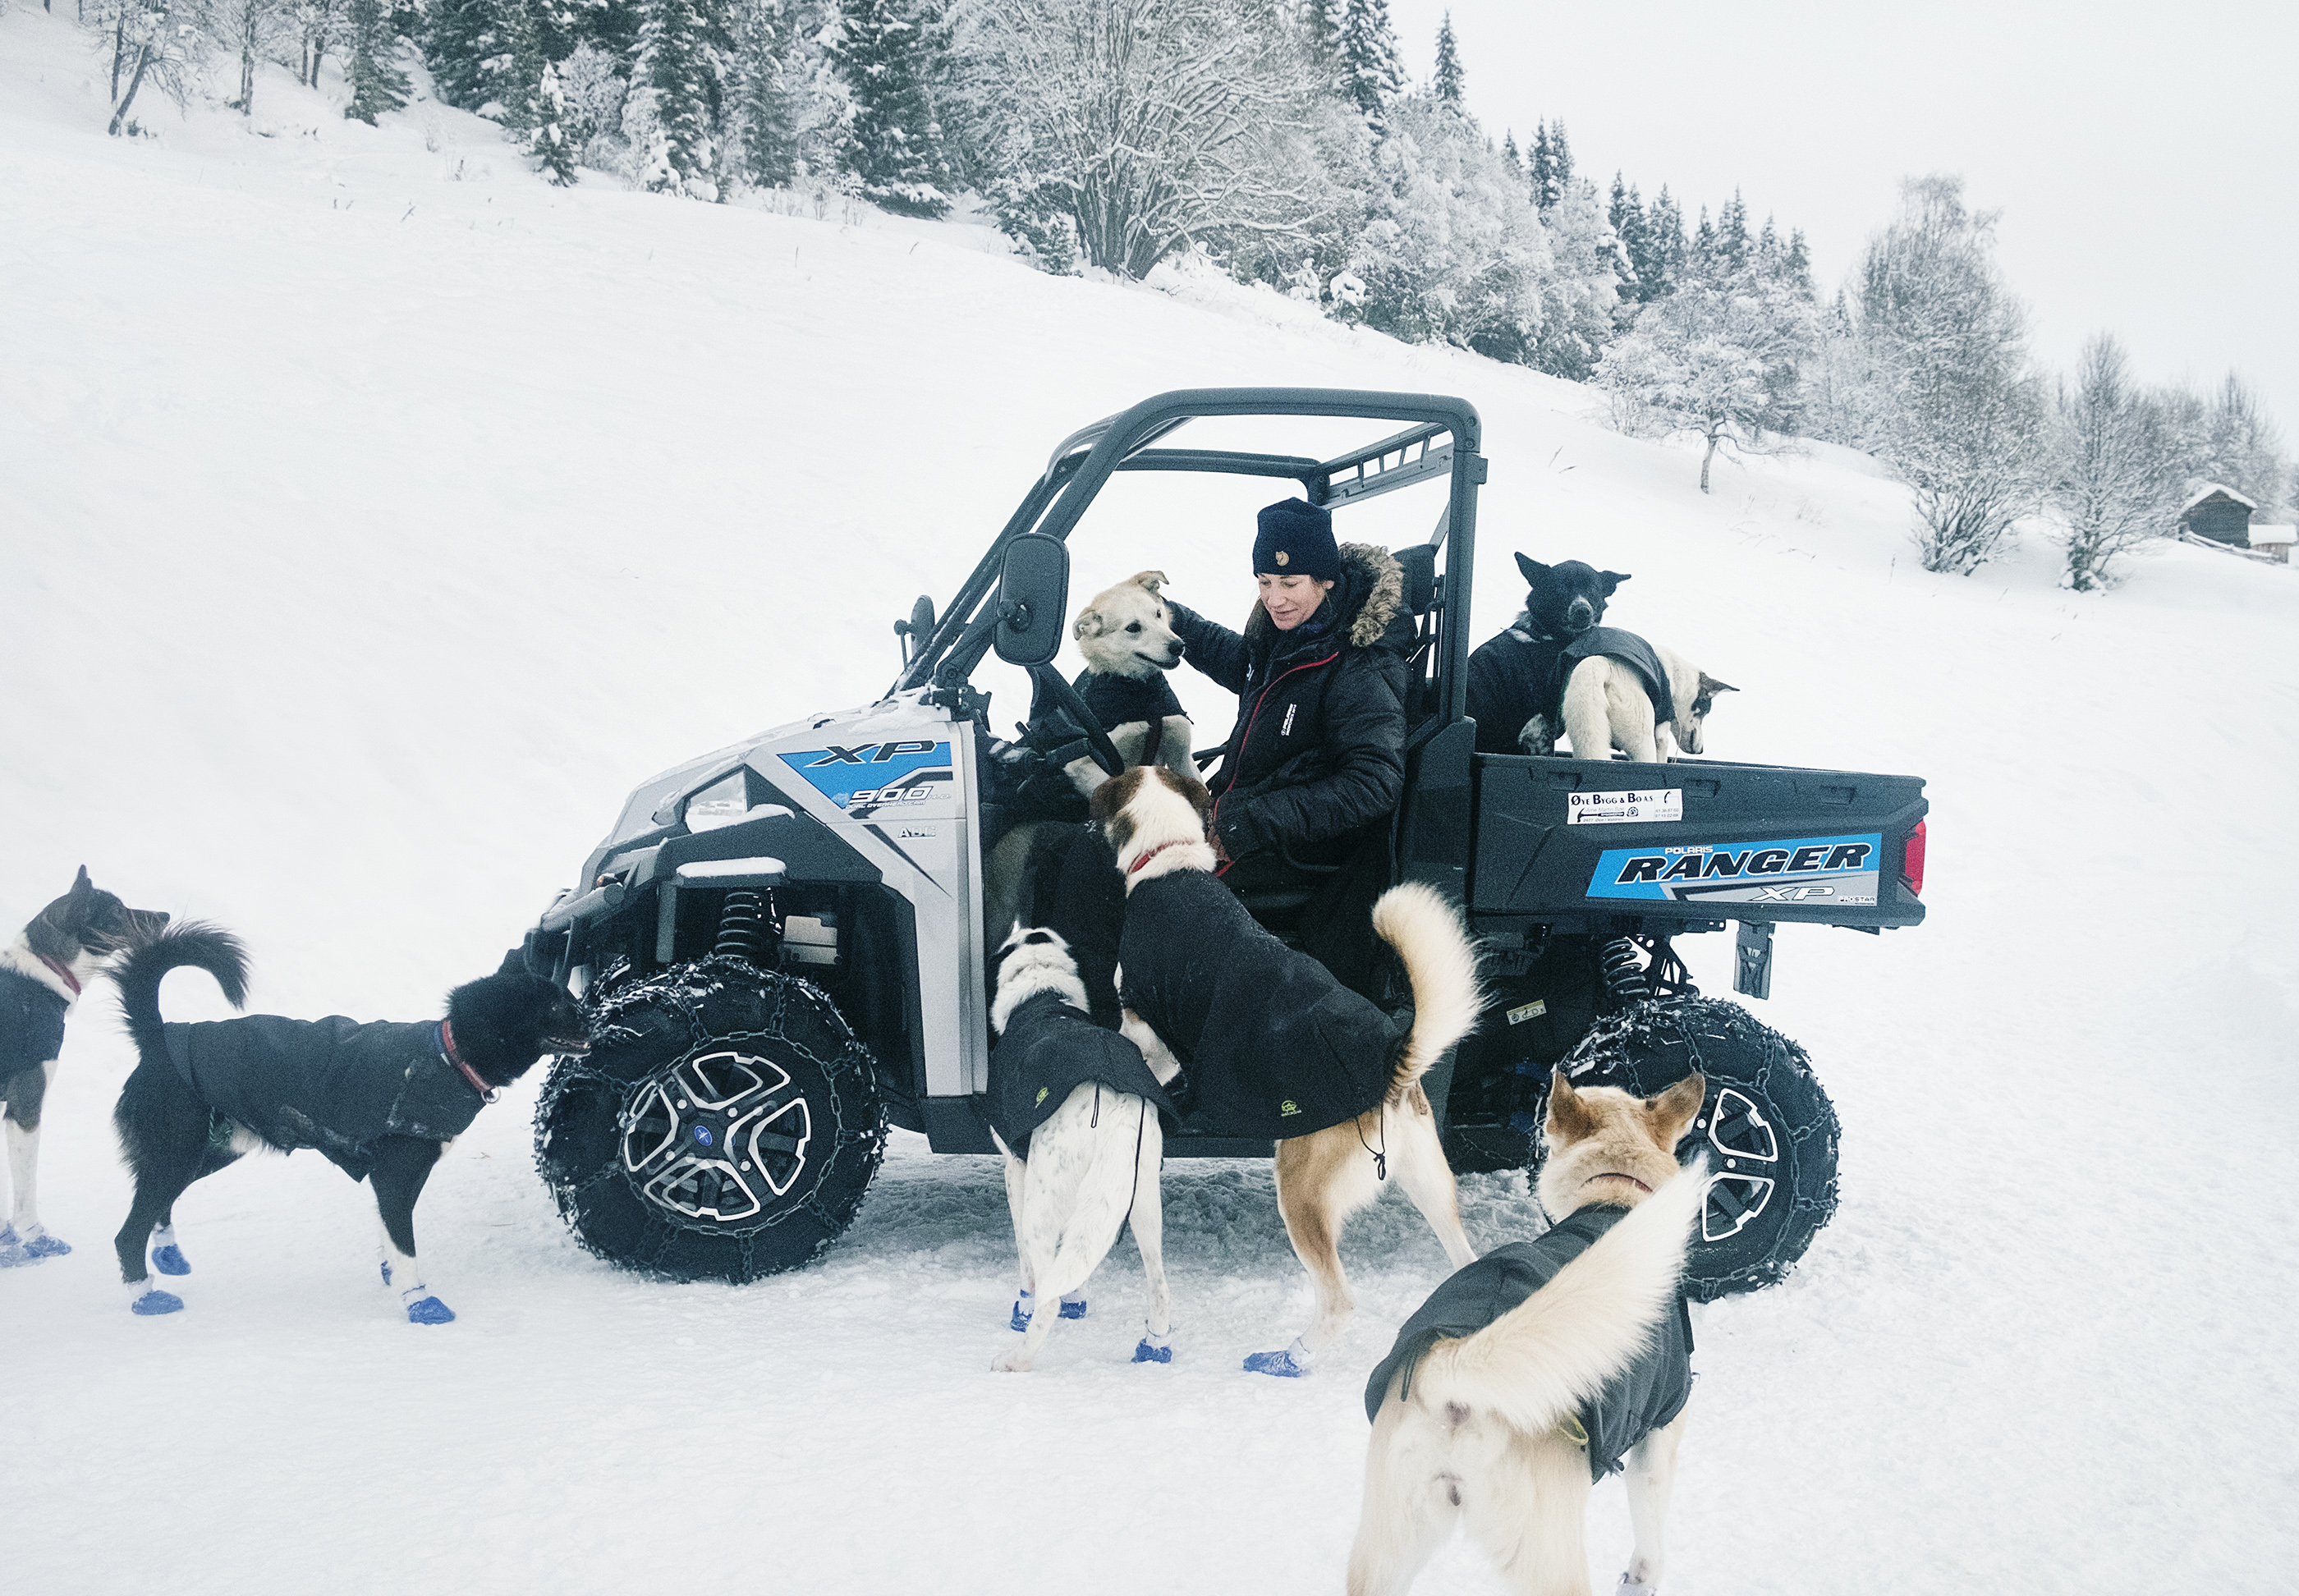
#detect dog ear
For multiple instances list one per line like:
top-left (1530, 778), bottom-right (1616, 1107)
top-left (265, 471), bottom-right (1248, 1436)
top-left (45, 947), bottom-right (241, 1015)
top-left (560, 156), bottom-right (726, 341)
top-left (1645, 1073), bottom-right (1707, 1149)
top-left (497, 947), bottom-right (535, 979)
top-left (68, 866), bottom-right (94, 904)
top-left (1128, 570), bottom-right (1168, 595)
top-left (1072, 607), bottom-right (1105, 641)
top-left (1514, 553), bottom-right (1549, 589)
top-left (1599, 571), bottom-right (1631, 596)
top-left (1699, 672), bottom-right (1737, 695)
top-left (1545, 1068), bottom-right (1597, 1143)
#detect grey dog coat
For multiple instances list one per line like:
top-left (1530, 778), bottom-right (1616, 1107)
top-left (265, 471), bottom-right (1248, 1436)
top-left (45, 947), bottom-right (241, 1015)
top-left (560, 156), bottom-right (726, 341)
top-left (0, 967), bottom-right (70, 1079)
top-left (986, 989), bottom-right (1176, 1158)
top-left (1117, 869), bottom-right (1402, 1140)
top-left (1364, 1204), bottom-right (1694, 1482)
top-left (163, 1016), bottom-right (487, 1181)
top-left (1557, 627), bottom-right (1675, 729)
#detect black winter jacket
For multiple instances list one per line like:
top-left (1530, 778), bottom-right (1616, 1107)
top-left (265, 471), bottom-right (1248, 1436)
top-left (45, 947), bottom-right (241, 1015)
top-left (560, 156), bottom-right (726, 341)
top-left (986, 989), bottom-right (1175, 1158)
top-left (1165, 543), bottom-right (1411, 869)
top-left (1364, 1204), bottom-right (1694, 1482)
top-left (1117, 869), bottom-right (1401, 1139)
top-left (163, 1016), bottom-right (490, 1181)
top-left (0, 968), bottom-right (69, 1080)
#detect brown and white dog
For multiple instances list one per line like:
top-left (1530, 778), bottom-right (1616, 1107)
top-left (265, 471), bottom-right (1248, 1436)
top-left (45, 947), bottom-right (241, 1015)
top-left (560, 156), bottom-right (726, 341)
top-left (1090, 764), bottom-right (1484, 1377)
top-left (1, 868), bottom-right (170, 1267)
top-left (1347, 1070), bottom-right (1709, 1596)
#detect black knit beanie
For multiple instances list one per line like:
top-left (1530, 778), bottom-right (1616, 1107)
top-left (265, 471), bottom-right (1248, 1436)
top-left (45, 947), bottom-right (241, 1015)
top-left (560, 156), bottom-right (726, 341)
top-left (1253, 498), bottom-right (1341, 581)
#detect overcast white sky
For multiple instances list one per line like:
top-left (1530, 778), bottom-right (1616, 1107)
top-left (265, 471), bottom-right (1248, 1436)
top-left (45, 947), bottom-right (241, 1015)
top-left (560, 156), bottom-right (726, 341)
top-left (1385, 0), bottom-right (2299, 447)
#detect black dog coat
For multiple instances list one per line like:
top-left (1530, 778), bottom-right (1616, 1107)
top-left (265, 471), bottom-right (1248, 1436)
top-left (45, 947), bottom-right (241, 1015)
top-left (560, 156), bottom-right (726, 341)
top-left (1364, 1204), bottom-right (1694, 1481)
top-left (0, 967), bottom-right (69, 1079)
top-left (1557, 627), bottom-right (1675, 730)
top-left (987, 989), bottom-right (1175, 1158)
top-left (163, 1016), bottom-right (489, 1181)
top-left (1117, 869), bottom-right (1402, 1140)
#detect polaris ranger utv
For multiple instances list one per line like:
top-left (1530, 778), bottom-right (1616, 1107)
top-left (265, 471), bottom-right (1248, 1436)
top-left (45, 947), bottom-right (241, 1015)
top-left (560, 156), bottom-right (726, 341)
top-left (524, 389), bottom-right (1928, 1297)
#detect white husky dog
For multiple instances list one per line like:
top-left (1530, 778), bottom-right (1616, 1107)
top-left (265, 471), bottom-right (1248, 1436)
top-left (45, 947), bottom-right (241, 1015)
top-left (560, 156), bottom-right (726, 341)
top-left (1062, 569), bottom-right (1199, 794)
top-left (1347, 1071), bottom-right (1709, 1596)
top-left (987, 924), bottom-right (1174, 1372)
top-left (1562, 644), bottom-right (1736, 764)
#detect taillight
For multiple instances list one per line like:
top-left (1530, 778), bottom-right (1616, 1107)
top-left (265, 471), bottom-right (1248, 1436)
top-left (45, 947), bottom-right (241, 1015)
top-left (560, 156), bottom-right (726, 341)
top-left (1902, 819), bottom-right (1927, 896)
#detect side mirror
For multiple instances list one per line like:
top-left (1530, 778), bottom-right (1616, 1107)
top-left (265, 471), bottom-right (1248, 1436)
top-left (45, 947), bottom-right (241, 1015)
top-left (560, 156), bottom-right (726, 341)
top-left (894, 593), bottom-right (937, 667)
top-left (991, 534), bottom-right (1070, 667)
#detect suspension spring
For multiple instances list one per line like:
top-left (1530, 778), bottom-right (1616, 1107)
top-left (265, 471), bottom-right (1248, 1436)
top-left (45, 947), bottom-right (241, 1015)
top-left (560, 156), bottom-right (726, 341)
top-left (1599, 937), bottom-right (1651, 1008)
top-left (714, 890), bottom-right (778, 964)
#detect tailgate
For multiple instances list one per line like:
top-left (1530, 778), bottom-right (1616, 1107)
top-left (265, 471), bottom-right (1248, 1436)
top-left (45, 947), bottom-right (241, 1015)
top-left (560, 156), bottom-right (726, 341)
top-left (1470, 754), bottom-right (1927, 933)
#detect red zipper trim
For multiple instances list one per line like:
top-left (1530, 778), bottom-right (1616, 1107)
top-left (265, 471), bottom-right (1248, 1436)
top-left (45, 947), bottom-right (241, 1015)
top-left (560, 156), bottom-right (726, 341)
top-left (1212, 650), bottom-right (1338, 876)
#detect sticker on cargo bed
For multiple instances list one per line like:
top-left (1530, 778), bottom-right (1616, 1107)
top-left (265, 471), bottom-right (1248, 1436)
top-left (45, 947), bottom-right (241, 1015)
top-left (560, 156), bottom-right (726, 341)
top-left (782, 741), bottom-right (952, 815)
top-left (1567, 789), bottom-right (1682, 825)
top-left (1507, 1000), bottom-right (1547, 1025)
top-left (1585, 832), bottom-right (1883, 906)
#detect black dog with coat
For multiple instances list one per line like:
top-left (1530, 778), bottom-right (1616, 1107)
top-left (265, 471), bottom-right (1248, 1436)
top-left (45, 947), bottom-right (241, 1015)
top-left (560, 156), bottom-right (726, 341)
top-left (108, 923), bottom-right (587, 1323)
top-left (1466, 555), bottom-right (1632, 756)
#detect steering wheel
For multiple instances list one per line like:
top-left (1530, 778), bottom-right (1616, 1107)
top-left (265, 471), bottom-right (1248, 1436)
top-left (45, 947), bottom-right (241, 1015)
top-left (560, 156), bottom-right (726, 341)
top-left (1029, 665), bottom-right (1127, 777)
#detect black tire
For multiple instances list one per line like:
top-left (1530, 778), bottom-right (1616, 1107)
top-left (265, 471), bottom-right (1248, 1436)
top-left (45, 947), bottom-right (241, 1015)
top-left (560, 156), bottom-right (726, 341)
top-left (535, 956), bottom-right (888, 1284)
top-left (1538, 995), bottom-right (1841, 1301)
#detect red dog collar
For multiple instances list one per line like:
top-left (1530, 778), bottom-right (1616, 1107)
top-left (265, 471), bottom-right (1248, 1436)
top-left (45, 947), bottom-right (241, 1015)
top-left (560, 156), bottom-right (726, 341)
top-left (35, 952), bottom-right (81, 997)
top-left (1127, 840), bottom-right (1195, 876)
top-left (438, 1020), bottom-right (499, 1103)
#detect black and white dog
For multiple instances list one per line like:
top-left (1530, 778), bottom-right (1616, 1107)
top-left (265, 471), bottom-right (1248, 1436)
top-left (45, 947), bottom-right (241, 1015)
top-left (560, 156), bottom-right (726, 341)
top-left (984, 924), bottom-right (1177, 1371)
top-left (1, 868), bottom-right (170, 1268)
top-left (1465, 555), bottom-right (1632, 757)
top-left (108, 924), bottom-right (588, 1322)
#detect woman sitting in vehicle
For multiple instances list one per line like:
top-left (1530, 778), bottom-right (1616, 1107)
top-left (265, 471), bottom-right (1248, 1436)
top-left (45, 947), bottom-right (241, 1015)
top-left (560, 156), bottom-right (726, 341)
top-left (1163, 499), bottom-right (1412, 984)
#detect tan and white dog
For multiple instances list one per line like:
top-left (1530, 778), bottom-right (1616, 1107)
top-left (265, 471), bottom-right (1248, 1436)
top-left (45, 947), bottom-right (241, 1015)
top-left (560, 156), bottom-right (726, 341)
top-left (1090, 764), bottom-right (1485, 1377)
top-left (1562, 645), bottom-right (1736, 764)
top-left (1347, 1070), bottom-right (1709, 1596)
top-left (1064, 570), bottom-right (1197, 796)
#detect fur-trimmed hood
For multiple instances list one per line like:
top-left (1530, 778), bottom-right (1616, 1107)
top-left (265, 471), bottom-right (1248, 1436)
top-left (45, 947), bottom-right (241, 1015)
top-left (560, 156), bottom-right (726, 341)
top-left (1241, 543), bottom-right (1408, 654)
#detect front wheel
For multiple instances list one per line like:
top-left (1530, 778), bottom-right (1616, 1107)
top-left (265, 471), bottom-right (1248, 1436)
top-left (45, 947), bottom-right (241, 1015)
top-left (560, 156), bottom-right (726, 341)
top-left (1543, 995), bottom-right (1841, 1301)
top-left (535, 956), bottom-right (887, 1283)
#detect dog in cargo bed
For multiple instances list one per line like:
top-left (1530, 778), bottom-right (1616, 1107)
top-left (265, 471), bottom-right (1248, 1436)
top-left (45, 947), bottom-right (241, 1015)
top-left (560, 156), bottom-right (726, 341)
top-left (107, 923), bottom-right (588, 1322)
top-left (1091, 764), bottom-right (1485, 1378)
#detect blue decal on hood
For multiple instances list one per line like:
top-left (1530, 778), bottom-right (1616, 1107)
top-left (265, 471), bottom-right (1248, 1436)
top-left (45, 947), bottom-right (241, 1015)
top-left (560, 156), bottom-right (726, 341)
top-left (784, 741), bottom-right (952, 812)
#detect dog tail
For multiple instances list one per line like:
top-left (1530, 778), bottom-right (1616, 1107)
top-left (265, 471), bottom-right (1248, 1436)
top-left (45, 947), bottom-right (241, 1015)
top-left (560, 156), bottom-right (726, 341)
top-left (1410, 1159), bottom-right (1708, 1437)
top-left (111, 921), bottom-right (250, 1049)
top-left (1370, 881), bottom-right (1483, 1094)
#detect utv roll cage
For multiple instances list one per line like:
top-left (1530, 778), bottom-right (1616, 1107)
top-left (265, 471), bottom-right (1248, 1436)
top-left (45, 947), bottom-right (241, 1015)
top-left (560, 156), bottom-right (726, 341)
top-left (891, 388), bottom-right (1488, 727)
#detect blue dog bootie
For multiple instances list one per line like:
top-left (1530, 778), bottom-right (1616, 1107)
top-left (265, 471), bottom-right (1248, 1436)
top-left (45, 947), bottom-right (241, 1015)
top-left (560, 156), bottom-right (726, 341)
top-left (1242, 1338), bottom-right (1315, 1378)
top-left (402, 1285), bottom-right (456, 1325)
top-left (1009, 1288), bottom-right (1034, 1332)
top-left (128, 1280), bottom-right (185, 1315)
top-left (1058, 1291), bottom-right (1088, 1320)
top-left (0, 1225), bottom-right (31, 1268)
top-left (1131, 1326), bottom-right (1173, 1364)
top-left (149, 1224), bottom-right (190, 1276)
top-left (21, 1227), bottom-right (71, 1259)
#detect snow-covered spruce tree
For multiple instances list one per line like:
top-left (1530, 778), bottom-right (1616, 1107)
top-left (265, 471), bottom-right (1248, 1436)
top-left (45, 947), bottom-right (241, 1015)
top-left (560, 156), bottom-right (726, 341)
top-left (87, 0), bottom-right (210, 135)
top-left (1594, 258), bottom-right (1819, 492)
top-left (2049, 334), bottom-right (2182, 591)
top-left (1430, 10), bottom-right (1462, 105)
top-left (1833, 175), bottom-right (2046, 573)
top-left (1336, 0), bottom-right (1404, 129)
top-left (624, 0), bottom-right (725, 197)
top-left (1341, 93), bottom-right (1555, 360)
top-left (723, 0), bottom-right (799, 190)
top-left (825, 0), bottom-right (952, 217)
top-left (424, 0), bottom-right (520, 111)
top-left (344, 0), bottom-right (411, 121)
top-left (960, 0), bottom-right (1325, 279)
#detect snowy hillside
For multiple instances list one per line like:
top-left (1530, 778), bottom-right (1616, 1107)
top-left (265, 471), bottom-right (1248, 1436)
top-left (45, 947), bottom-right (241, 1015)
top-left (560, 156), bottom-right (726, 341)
top-left (4, 7), bottom-right (2296, 1592)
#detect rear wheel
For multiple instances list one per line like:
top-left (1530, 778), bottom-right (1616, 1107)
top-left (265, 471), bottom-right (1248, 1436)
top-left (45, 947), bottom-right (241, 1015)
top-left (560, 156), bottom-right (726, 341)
top-left (535, 956), bottom-right (887, 1283)
top-left (1539, 994), bottom-right (1840, 1300)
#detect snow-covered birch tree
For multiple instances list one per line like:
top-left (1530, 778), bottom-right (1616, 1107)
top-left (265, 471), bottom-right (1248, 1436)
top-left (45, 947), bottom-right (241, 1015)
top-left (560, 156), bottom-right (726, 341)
top-left (209, 0), bottom-right (287, 113)
top-left (85, 0), bottom-right (209, 135)
top-left (960, 0), bottom-right (1326, 279)
top-left (2049, 333), bottom-right (2181, 591)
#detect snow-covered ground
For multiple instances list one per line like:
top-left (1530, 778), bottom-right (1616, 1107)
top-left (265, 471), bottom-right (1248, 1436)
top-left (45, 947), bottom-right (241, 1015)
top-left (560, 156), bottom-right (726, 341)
top-left (5, 8), bottom-right (2297, 1592)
